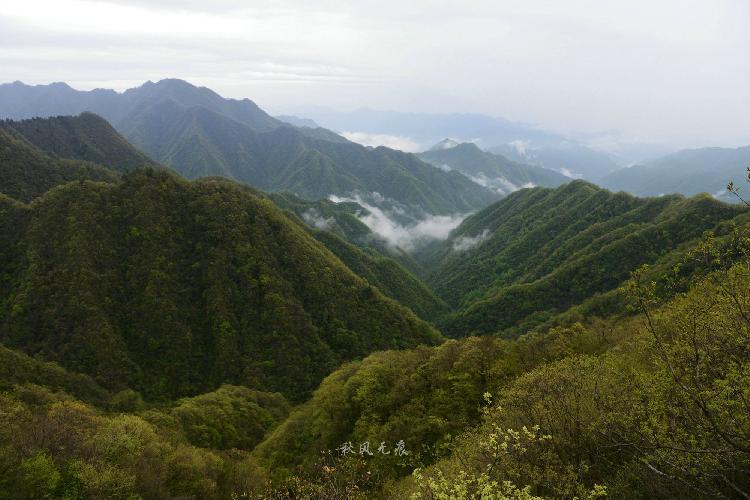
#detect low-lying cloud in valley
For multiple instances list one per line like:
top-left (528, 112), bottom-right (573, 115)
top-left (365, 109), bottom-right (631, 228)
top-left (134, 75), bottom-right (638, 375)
top-left (559, 168), bottom-right (582, 179)
top-left (452, 228), bottom-right (491, 252)
top-left (468, 173), bottom-right (535, 195)
top-left (340, 132), bottom-right (421, 152)
top-left (301, 209), bottom-right (334, 230)
top-left (329, 192), bottom-right (466, 251)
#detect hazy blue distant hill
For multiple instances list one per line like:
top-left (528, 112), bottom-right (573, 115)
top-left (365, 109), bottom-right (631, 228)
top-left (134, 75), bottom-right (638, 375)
top-left (300, 107), bottom-right (566, 147)
top-left (419, 141), bottom-right (569, 194)
top-left (303, 107), bottom-right (627, 182)
top-left (600, 145), bottom-right (750, 200)
top-left (116, 99), bottom-right (497, 215)
top-left (275, 114), bottom-right (320, 128)
top-left (0, 79), bottom-right (280, 131)
top-left (491, 142), bottom-right (621, 180)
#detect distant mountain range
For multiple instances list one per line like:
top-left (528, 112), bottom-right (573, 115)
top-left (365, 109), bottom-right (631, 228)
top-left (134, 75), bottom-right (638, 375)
top-left (296, 107), bottom-right (630, 179)
top-left (0, 80), bottom-right (499, 220)
top-left (600, 145), bottom-right (750, 200)
top-left (298, 107), bottom-right (566, 147)
top-left (418, 141), bottom-right (570, 194)
top-left (491, 142), bottom-right (621, 180)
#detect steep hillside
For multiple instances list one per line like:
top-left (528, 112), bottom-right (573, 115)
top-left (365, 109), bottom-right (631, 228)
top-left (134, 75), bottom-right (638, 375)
top-left (0, 112), bottom-right (156, 172)
top-left (0, 129), bottom-right (118, 202)
top-left (309, 231), bottom-right (449, 321)
top-left (418, 142), bottom-right (569, 194)
top-left (600, 144), bottom-right (750, 199)
top-left (427, 181), bottom-right (746, 336)
top-left (0, 169), bottom-right (441, 402)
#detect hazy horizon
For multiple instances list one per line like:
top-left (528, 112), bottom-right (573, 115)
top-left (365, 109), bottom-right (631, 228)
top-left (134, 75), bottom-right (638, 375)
top-left (1, 0), bottom-right (749, 151)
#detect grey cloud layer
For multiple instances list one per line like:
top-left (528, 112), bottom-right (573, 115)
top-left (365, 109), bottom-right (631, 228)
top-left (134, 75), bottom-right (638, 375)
top-left (1, 0), bottom-right (748, 147)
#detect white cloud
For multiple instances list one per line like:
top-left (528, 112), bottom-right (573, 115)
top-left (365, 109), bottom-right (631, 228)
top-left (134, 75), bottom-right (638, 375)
top-left (559, 168), bottom-right (582, 179)
top-left (1, 0), bottom-right (748, 147)
top-left (329, 193), bottom-right (466, 250)
top-left (452, 228), bottom-right (491, 252)
top-left (509, 139), bottom-right (529, 157)
top-left (468, 173), bottom-right (535, 195)
top-left (301, 208), bottom-right (334, 230)
top-left (340, 131), bottom-right (421, 152)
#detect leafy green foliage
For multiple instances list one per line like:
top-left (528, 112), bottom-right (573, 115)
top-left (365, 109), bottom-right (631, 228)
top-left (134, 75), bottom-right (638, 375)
top-left (389, 250), bottom-right (750, 498)
top-left (0, 342), bottom-right (109, 405)
top-left (309, 231), bottom-right (449, 321)
top-left (164, 385), bottom-right (290, 450)
top-left (0, 386), bottom-right (269, 499)
top-left (251, 320), bottom-right (633, 480)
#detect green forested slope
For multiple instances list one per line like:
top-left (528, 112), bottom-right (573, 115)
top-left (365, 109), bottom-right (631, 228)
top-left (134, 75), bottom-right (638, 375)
top-left (0, 113), bottom-right (156, 172)
top-left (310, 231), bottom-right (449, 321)
top-left (269, 191), bottom-right (443, 317)
top-left (0, 129), bottom-right (118, 202)
top-left (0, 168), bottom-right (441, 402)
top-left (427, 181), bottom-right (746, 336)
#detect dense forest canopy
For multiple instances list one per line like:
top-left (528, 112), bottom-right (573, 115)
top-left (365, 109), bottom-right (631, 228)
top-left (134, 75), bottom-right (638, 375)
top-left (0, 168), bottom-right (441, 403)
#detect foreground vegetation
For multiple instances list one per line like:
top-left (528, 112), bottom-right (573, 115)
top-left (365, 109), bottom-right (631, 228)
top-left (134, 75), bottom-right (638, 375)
top-left (0, 223), bottom-right (747, 498)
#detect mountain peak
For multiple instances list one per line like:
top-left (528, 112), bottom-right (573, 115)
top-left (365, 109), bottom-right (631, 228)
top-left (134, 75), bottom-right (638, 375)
top-left (429, 138), bottom-right (461, 151)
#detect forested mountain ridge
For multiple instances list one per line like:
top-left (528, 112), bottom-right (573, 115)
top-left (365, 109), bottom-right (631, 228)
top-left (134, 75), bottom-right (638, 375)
top-left (418, 141), bottom-right (570, 194)
top-left (0, 80), bottom-right (499, 217)
top-left (0, 168), bottom-right (441, 403)
top-left (0, 112), bottom-right (157, 172)
top-left (426, 180), bottom-right (746, 337)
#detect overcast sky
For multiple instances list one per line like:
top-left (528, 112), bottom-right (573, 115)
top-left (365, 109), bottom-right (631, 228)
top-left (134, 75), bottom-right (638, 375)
top-left (1, 0), bottom-right (748, 148)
